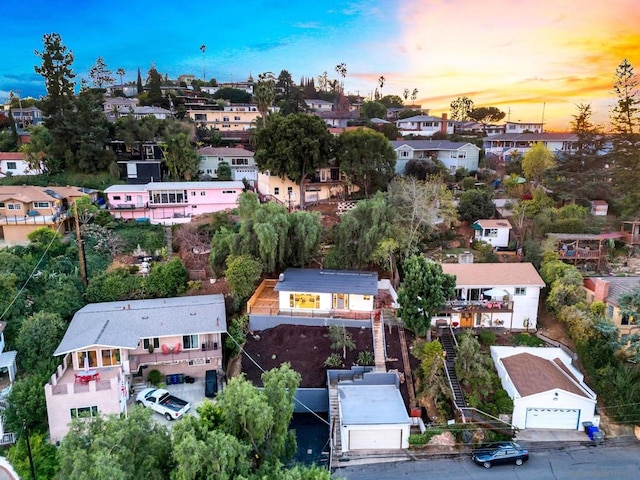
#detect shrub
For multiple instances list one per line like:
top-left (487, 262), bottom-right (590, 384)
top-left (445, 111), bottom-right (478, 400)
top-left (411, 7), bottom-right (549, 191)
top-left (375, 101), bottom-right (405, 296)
top-left (148, 369), bottom-right (163, 387)
top-left (478, 330), bottom-right (496, 346)
top-left (512, 333), bottom-right (544, 347)
top-left (225, 315), bottom-right (249, 357)
top-left (324, 353), bottom-right (343, 368)
top-left (356, 351), bottom-right (375, 366)
top-left (408, 428), bottom-right (444, 446)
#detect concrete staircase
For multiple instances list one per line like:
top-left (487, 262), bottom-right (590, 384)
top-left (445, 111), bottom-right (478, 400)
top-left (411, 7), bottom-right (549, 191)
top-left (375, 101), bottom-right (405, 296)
top-left (328, 385), bottom-right (342, 459)
top-left (372, 312), bottom-right (386, 372)
top-left (439, 327), bottom-right (466, 409)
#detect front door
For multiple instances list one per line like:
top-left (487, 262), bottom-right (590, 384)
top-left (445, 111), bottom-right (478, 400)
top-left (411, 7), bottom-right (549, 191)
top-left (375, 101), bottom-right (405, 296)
top-left (460, 312), bottom-right (473, 328)
top-left (333, 293), bottom-right (349, 310)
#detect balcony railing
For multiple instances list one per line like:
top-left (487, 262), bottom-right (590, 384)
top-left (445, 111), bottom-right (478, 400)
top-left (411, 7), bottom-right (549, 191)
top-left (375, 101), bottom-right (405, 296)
top-left (109, 203), bottom-right (147, 210)
top-left (0, 211), bottom-right (68, 225)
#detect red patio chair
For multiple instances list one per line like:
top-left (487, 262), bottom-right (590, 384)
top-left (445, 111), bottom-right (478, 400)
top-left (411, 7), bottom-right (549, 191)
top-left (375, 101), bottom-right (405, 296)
top-left (174, 343), bottom-right (181, 354)
top-left (161, 344), bottom-right (171, 355)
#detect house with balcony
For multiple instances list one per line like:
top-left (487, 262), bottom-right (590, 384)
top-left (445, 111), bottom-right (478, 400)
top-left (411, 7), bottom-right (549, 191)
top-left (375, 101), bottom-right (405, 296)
top-left (106, 140), bottom-right (164, 184)
top-left (45, 294), bottom-right (227, 442)
top-left (198, 146), bottom-right (257, 185)
top-left (472, 219), bottom-right (512, 248)
top-left (396, 114), bottom-right (454, 137)
top-left (505, 121), bottom-right (544, 134)
top-left (104, 181), bottom-right (244, 224)
top-left (0, 185), bottom-right (84, 245)
top-left (248, 268), bottom-right (378, 330)
top-left (483, 133), bottom-right (578, 161)
top-left (257, 166), bottom-right (354, 208)
top-left (10, 106), bottom-right (43, 128)
top-left (437, 262), bottom-right (545, 331)
top-left (390, 139), bottom-right (480, 175)
top-left (186, 104), bottom-right (261, 131)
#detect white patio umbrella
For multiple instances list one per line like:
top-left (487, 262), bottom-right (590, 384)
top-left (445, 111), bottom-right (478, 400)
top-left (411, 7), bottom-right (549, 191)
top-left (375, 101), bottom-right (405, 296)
top-left (483, 288), bottom-right (508, 298)
top-left (83, 352), bottom-right (90, 371)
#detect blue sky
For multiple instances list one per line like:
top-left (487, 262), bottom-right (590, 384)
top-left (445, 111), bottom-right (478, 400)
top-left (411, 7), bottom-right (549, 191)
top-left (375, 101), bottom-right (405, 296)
top-left (2, 0), bottom-right (640, 130)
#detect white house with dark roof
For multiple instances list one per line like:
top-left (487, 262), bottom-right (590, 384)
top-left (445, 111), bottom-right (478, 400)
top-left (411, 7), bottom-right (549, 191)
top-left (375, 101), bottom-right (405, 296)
top-left (483, 132), bottom-right (578, 160)
top-left (45, 295), bottom-right (227, 442)
top-left (491, 346), bottom-right (598, 430)
top-left (439, 263), bottom-right (545, 330)
top-left (396, 114), bottom-right (454, 137)
top-left (390, 139), bottom-right (481, 174)
top-left (472, 219), bottom-right (513, 248)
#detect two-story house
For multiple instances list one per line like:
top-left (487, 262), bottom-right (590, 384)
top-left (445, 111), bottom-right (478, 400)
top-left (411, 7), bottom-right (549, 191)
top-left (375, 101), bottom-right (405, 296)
top-left (472, 219), bottom-right (513, 248)
top-left (106, 141), bottom-right (165, 184)
top-left (10, 106), bottom-right (43, 128)
top-left (396, 114), bottom-right (454, 137)
top-left (505, 121), bottom-right (544, 134)
top-left (304, 99), bottom-right (334, 112)
top-left (390, 140), bottom-right (481, 175)
top-left (186, 104), bottom-right (261, 131)
top-left (45, 295), bottom-right (227, 442)
top-left (0, 185), bottom-right (82, 245)
top-left (104, 181), bottom-right (244, 224)
top-left (198, 146), bottom-right (257, 185)
top-left (483, 132), bottom-right (578, 161)
top-left (438, 262), bottom-right (545, 330)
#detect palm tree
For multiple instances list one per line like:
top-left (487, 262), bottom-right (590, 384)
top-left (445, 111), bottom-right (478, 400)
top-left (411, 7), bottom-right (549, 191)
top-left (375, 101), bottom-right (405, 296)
top-left (116, 68), bottom-right (125, 86)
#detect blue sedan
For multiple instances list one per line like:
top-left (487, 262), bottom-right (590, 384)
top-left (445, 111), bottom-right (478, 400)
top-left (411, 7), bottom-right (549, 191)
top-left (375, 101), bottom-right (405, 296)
top-left (471, 442), bottom-right (529, 469)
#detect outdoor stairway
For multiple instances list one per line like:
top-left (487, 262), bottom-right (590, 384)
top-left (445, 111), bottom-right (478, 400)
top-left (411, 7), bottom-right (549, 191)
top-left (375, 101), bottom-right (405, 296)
top-left (439, 328), bottom-right (466, 408)
top-left (328, 385), bottom-right (342, 461)
top-left (372, 311), bottom-right (386, 372)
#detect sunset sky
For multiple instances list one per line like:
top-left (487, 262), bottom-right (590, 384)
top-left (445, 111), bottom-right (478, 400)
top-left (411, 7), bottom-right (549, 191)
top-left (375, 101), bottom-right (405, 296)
top-left (2, 0), bottom-right (639, 131)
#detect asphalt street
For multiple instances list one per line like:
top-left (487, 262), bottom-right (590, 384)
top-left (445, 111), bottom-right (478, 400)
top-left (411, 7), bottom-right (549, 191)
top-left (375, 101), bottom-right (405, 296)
top-left (333, 445), bottom-right (640, 480)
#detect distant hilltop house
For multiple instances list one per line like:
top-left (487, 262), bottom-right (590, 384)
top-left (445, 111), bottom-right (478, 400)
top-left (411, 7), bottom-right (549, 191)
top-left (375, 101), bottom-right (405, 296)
top-left (390, 139), bottom-right (481, 175)
top-left (198, 146), bottom-right (257, 185)
top-left (200, 80), bottom-right (254, 96)
top-left (0, 152), bottom-right (42, 177)
top-left (105, 141), bottom-right (165, 184)
top-left (472, 219), bottom-right (513, 248)
top-left (185, 104), bottom-right (261, 133)
top-left (9, 106), bottom-right (43, 128)
top-left (396, 114), bottom-right (454, 137)
top-left (104, 181), bottom-right (244, 225)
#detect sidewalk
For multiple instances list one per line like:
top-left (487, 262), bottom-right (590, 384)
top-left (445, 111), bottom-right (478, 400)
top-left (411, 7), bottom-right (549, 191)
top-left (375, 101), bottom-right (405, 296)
top-left (515, 428), bottom-right (588, 442)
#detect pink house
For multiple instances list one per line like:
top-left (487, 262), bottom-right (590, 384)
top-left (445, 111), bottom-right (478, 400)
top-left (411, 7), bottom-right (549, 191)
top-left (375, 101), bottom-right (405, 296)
top-left (45, 295), bottom-right (227, 442)
top-left (104, 181), bottom-right (244, 224)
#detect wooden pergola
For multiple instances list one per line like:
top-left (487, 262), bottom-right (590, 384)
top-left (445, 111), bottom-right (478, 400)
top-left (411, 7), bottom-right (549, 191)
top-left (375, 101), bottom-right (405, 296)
top-left (547, 232), bottom-right (622, 271)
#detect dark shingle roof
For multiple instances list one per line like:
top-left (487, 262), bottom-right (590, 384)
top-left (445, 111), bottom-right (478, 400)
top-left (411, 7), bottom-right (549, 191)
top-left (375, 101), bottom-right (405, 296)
top-left (54, 295), bottom-right (227, 355)
top-left (590, 276), bottom-right (640, 307)
top-left (274, 268), bottom-right (378, 295)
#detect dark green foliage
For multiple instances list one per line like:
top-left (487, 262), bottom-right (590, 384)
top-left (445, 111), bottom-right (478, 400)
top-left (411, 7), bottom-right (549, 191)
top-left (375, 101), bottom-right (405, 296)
top-left (213, 87), bottom-right (252, 103)
top-left (511, 333), bottom-right (544, 347)
top-left (523, 239), bottom-right (542, 269)
top-left (84, 268), bottom-right (144, 302)
top-left (356, 350), bottom-right (375, 366)
top-left (8, 433), bottom-right (59, 480)
top-left (225, 315), bottom-right (249, 357)
top-left (457, 189), bottom-right (495, 222)
top-left (408, 428), bottom-right (445, 445)
top-left (57, 407), bottom-right (174, 479)
top-left (16, 311), bottom-right (66, 374)
top-left (225, 255), bottom-right (263, 300)
top-left (113, 222), bottom-right (165, 253)
top-left (147, 369), bottom-right (163, 386)
top-left (216, 161), bottom-right (232, 181)
top-left (4, 372), bottom-right (50, 434)
top-left (405, 158), bottom-right (446, 179)
top-left (360, 101), bottom-right (386, 119)
top-left (144, 257), bottom-right (189, 297)
top-left (478, 329), bottom-right (496, 346)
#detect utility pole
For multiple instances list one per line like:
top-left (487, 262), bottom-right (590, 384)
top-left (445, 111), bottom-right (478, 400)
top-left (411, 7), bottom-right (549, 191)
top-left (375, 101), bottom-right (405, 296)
top-left (23, 420), bottom-right (36, 480)
top-left (73, 202), bottom-right (88, 286)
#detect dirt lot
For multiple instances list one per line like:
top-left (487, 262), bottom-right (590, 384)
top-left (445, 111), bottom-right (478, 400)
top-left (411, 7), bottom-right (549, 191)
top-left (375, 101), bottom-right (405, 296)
top-left (242, 325), bottom-right (374, 388)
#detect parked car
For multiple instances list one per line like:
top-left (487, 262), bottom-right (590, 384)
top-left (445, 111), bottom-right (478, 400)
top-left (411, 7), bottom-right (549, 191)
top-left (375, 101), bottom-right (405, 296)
top-left (136, 387), bottom-right (191, 421)
top-left (471, 441), bottom-right (529, 469)
top-left (205, 369), bottom-right (218, 398)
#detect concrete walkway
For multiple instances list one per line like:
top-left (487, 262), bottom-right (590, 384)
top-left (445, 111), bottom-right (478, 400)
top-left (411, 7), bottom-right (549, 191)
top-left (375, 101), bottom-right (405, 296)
top-left (515, 428), bottom-right (590, 442)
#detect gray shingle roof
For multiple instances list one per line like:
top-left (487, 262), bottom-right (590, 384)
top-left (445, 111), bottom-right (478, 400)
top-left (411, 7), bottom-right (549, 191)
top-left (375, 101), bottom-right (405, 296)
top-left (591, 276), bottom-right (640, 307)
top-left (54, 295), bottom-right (227, 355)
top-left (274, 268), bottom-right (378, 295)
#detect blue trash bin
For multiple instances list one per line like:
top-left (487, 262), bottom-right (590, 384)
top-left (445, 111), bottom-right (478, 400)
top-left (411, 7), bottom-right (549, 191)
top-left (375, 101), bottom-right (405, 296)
top-left (165, 374), bottom-right (172, 385)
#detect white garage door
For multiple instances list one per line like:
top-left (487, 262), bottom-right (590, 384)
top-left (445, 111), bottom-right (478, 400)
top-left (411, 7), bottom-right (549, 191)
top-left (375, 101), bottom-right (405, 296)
top-left (348, 429), bottom-right (402, 450)
top-left (525, 408), bottom-right (580, 429)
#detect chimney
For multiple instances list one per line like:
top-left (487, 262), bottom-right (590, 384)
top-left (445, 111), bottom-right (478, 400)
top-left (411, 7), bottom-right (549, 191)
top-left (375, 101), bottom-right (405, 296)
top-left (593, 278), bottom-right (610, 301)
top-left (441, 113), bottom-right (448, 134)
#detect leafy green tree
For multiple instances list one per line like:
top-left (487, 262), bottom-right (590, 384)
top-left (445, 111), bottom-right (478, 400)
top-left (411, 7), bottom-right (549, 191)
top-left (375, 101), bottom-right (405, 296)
top-left (546, 267), bottom-right (585, 313)
top-left (16, 311), bottom-right (66, 374)
top-left (88, 56), bottom-right (114, 88)
top-left (216, 161), bottom-right (232, 181)
top-left (617, 286), bottom-right (640, 326)
top-left (225, 255), bottom-right (263, 300)
top-left (162, 132), bottom-right (199, 181)
top-left (328, 325), bottom-right (355, 359)
top-left (57, 407), bottom-right (174, 479)
top-left (449, 96), bottom-right (474, 122)
top-left (143, 64), bottom-right (165, 107)
top-left (209, 226), bottom-right (237, 276)
top-left (225, 315), bottom-right (249, 357)
top-left (70, 87), bottom-right (113, 172)
top-left (404, 158), bottom-right (446, 179)
top-left (397, 255), bottom-right (456, 340)
top-left (19, 125), bottom-right (52, 172)
top-left (379, 95), bottom-right (404, 108)
top-left (213, 87), bottom-right (252, 103)
top-left (8, 432), bottom-right (59, 480)
top-left (457, 189), bottom-right (495, 222)
top-left (254, 113), bottom-right (333, 209)
top-left (468, 106), bottom-right (506, 134)
top-left (217, 364), bottom-right (300, 468)
top-left (4, 372), bottom-right (50, 434)
top-left (171, 414), bottom-right (251, 480)
top-left (454, 331), bottom-right (495, 398)
top-left (360, 101), bottom-right (386, 119)
top-left (84, 268), bottom-right (143, 302)
top-left (72, 195), bottom-right (99, 224)
top-left (30, 272), bottom-right (85, 320)
top-left (335, 128), bottom-right (396, 196)
top-left (34, 32), bottom-right (76, 172)
top-left (145, 257), bottom-right (189, 298)
top-left (27, 227), bottom-right (65, 257)
top-left (287, 210), bottom-right (322, 267)
top-left (522, 142), bottom-right (555, 183)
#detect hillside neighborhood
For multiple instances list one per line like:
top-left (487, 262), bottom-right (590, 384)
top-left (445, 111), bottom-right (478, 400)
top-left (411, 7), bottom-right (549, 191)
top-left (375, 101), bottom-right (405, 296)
top-left (2, 33), bottom-right (640, 479)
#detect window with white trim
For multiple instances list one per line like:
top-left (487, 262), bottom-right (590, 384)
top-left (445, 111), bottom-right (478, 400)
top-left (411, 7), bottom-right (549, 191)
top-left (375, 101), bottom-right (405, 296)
top-left (7, 203), bottom-right (21, 210)
top-left (183, 334), bottom-right (199, 350)
top-left (6, 162), bottom-right (16, 170)
top-left (71, 406), bottom-right (98, 419)
top-left (514, 287), bottom-right (526, 296)
top-left (274, 187), bottom-right (280, 195)
top-left (483, 228), bottom-right (498, 238)
top-left (33, 201), bottom-right (49, 208)
top-left (142, 337), bottom-right (160, 350)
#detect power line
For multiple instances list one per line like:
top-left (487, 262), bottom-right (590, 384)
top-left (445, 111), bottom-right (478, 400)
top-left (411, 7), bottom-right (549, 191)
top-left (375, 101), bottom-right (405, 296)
top-left (0, 221), bottom-right (65, 322)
